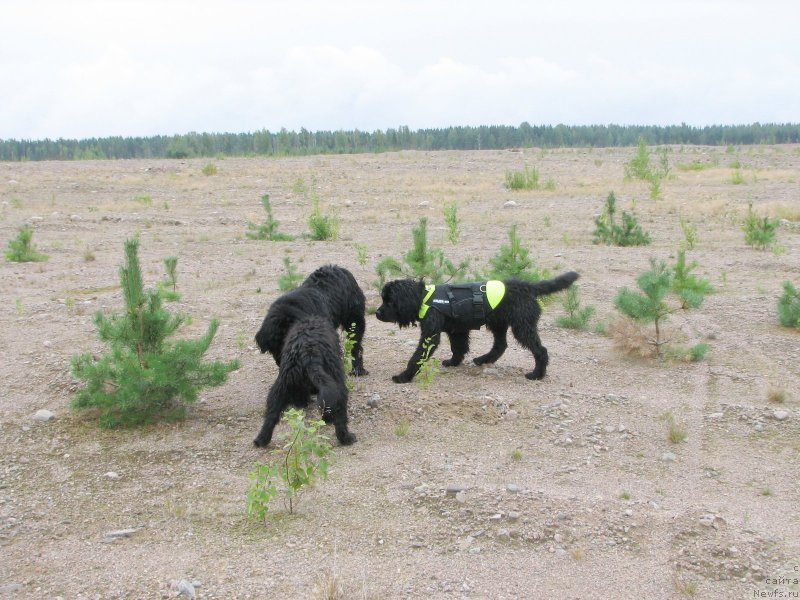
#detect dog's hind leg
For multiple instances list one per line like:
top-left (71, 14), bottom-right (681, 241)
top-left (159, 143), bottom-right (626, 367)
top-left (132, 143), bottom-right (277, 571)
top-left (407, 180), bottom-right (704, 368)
top-left (473, 325), bottom-right (508, 366)
top-left (254, 378), bottom-right (289, 447)
top-left (510, 321), bottom-right (548, 380)
top-left (442, 330), bottom-right (469, 367)
top-left (311, 367), bottom-right (356, 445)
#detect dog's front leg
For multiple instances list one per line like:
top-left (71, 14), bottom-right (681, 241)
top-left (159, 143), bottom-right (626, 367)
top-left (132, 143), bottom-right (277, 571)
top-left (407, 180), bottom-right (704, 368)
top-left (392, 328), bottom-right (441, 383)
top-left (253, 381), bottom-right (286, 447)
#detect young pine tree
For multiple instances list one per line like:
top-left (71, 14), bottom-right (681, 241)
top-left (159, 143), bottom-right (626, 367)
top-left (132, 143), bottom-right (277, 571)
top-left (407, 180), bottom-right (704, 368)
top-left (778, 281), bottom-right (800, 328)
top-left (483, 224), bottom-right (550, 282)
top-left (71, 238), bottom-right (239, 427)
top-left (614, 252), bottom-right (711, 358)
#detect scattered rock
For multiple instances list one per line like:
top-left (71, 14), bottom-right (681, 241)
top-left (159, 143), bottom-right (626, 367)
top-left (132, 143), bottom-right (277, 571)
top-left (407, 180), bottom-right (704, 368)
top-left (445, 484), bottom-right (467, 497)
top-left (177, 580), bottom-right (196, 598)
top-left (33, 409), bottom-right (55, 422)
top-left (103, 528), bottom-right (137, 540)
top-left (773, 410), bottom-right (789, 421)
top-left (103, 472), bottom-right (120, 480)
top-left (506, 484), bottom-right (521, 493)
top-left (661, 452), bottom-right (676, 463)
top-left (454, 491), bottom-right (467, 504)
top-left (367, 393), bottom-right (381, 408)
top-left (507, 511), bottom-right (520, 521)
top-left (503, 200), bottom-right (518, 208)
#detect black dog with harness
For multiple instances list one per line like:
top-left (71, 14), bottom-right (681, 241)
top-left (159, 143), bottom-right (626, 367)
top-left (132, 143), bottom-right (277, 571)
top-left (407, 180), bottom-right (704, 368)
top-left (419, 281), bottom-right (506, 330)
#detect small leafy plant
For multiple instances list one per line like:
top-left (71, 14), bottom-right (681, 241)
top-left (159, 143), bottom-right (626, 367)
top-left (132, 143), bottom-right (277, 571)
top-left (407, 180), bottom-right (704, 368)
top-left (416, 337), bottom-right (441, 389)
top-left (342, 326), bottom-right (357, 391)
top-left (679, 216), bottom-right (698, 250)
top-left (778, 280), bottom-right (800, 328)
top-left (593, 192), bottom-right (651, 247)
top-left (743, 202), bottom-right (779, 250)
top-left (278, 256), bottom-right (304, 291)
top-left (556, 285), bottom-right (595, 330)
top-left (201, 162), bottom-right (218, 176)
top-left (246, 408), bottom-right (332, 520)
top-left (247, 194), bottom-right (295, 241)
top-left (308, 195), bottom-right (340, 241)
top-left (354, 243), bottom-right (369, 266)
top-left (624, 138), bottom-right (670, 199)
top-left (5, 225), bottom-right (48, 262)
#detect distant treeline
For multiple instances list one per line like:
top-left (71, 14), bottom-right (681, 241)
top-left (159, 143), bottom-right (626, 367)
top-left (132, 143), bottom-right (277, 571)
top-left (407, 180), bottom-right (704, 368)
top-left (2, 122), bottom-right (800, 161)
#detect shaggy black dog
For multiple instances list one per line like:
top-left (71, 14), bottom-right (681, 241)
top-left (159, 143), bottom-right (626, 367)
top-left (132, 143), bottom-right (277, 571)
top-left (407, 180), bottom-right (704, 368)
top-left (376, 272), bottom-right (579, 382)
top-left (254, 315), bottom-right (355, 447)
top-left (255, 264), bottom-right (368, 376)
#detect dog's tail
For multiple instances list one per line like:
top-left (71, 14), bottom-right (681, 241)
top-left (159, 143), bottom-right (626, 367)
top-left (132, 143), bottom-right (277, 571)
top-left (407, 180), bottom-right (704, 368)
top-left (526, 271), bottom-right (579, 296)
top-left (307, 364), bottom-right (347, 415)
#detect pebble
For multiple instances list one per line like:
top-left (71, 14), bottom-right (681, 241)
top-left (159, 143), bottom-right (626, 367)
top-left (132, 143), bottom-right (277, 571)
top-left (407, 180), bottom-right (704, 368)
top-left (367, 393), bottom-right (380, 408)
top-left (33, 409), bottom-right (55, 422)
top-left (507, 511), bottom-right (520, 521)
top-left (624, 509), bottom-right (633, 517)
top-left (177, 580), bottom-right (196, 598)
top-left (103, 472), bottom-right (120, 480)
top-left (446, 484), bottom-right (467, 497)
top-left (454, 491), bottom-right (467, 504)
top-left (661, 452), bottom-right (676, 463)
top-left (773, 410), bottom-right (789, 421)
top-left (506, 484), bottom-right (521, 493)
top-left (504, 409), bottom-right (519, 420)
top-left (103, 528), bottom-right (137, 539)
top-left (503, 201), bottom-right (518, 208)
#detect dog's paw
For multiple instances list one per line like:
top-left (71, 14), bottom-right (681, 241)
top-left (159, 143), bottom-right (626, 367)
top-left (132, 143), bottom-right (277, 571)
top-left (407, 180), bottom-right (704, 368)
top-left (442, 358), bottom-right (461, 367)
top-left (392, 373), bottom-right (412, 384)
top-left (472, 356), bottom-right (489, 366)
top-left (337, 432), bottom-right (357, 445)
top-left (525, 370), bottom-right (545, 381)
top-left (351, 366), bottom-right (369, 377)
top-left (253, 436), bottom-right (271, 448)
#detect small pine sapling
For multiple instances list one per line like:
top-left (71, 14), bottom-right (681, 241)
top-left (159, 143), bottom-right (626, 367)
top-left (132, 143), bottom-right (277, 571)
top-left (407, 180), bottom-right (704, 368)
top-left (158, 256), bottom-right (181, 301)
top-left (444, 201), bottom-right (461, 244)
top-left (777, 281), bottom-right (800, 328)
top-left (482, 224), bottom-right (550, 283)
top-left (247, 194), bottom-right (295, 241)
top-left (5, 225), bottom-right (48, 262)
top-left (556, 285), bottom-right (595, 330)
top-left (307, 195), bottom-right (340, 241)
top-left (679, 216), bottom-right (698, 250)
top-left (70, 238), bottom-right (239, 427)
top-left (743, 202), bottom-right (779, 250)
top-left (246, 408), bottom-right (332, 520)
top-left (593, 192), bottom-right (651, 247)
top-left (614, 253), bottom-right (711, 358)
top-left (278, 256), bottom-right (304, 291)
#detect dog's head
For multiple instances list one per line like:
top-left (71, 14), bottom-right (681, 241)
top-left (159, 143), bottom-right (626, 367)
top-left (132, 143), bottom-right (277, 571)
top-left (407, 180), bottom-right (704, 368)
top-left (254, 313), bottom-right (285, 364)
top-left (376, 279), bottom-right (424, 328)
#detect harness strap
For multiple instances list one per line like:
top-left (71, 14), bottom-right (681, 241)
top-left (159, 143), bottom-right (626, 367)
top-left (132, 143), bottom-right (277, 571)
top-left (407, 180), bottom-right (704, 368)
top-left (418, 284), bottom-right (436, 319)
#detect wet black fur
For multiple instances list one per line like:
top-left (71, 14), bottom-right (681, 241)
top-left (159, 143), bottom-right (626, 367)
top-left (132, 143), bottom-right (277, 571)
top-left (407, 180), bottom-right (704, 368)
top-left (376, 272), bottom-right (579, 382)
top-left (253, 315), bottom-right (355, 447)
top-left (255, 264), bottom-right (368, 376)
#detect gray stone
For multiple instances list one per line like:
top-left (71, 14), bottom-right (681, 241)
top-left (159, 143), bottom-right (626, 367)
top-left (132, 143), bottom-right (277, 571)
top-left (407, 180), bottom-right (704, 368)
top-left (367, 393), bottom-right (380, 408)
top-left (104, 528), bottom-right (137, 539)
top-left (506, 484), bottom-right (521, 493)
top-left (661, 452), bottom-right (676, 463)
top-left (503, 200), bottom-right (518, 208)
top-left (445, 484), bottom-right (467, 497)
top-left (773, 410), bottom-right (789, 421)
top-left (33, 409), bottom-right (55, 422)
top-left (177, 580), bottom-right (196, 598)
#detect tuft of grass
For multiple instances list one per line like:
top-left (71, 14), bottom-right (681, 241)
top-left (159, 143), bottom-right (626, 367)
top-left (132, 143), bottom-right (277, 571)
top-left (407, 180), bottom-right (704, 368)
top-left (395, 419), bottom-right (410, 438)
top-left (619, 490), bottom-right (632, 501)
top-left (570, 547), bottom-right (586, 561)
top-left (504, 165), bottom-right (540, 190)
top-left (661, 411), bottom-right (688, 444)
top-left (760, 487), bottom-right (773, 497)
top-left (511, 448), bottom-right (523, 462)
top-left (278, 256), bottom-right (304, 291)
top-left (201, 162), bottom-right (218, 176)
top-left (767, 386), bottom-right (787, 404)
top-left (133, 194), bottom-right (152, 205)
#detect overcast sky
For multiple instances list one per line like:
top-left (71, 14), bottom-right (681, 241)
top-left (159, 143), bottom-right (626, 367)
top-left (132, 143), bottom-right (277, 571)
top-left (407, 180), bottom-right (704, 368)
top-left (1, 1), bottom-right (798, 140)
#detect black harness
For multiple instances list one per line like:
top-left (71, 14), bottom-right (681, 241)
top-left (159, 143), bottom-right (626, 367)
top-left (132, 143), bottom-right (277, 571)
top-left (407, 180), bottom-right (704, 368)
top-left (421, 282), bottom-right (495, 330)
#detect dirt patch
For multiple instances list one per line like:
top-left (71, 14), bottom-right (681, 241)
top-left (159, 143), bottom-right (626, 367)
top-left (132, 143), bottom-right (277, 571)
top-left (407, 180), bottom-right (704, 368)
top-left (1, 147), bottom-right (799, 598)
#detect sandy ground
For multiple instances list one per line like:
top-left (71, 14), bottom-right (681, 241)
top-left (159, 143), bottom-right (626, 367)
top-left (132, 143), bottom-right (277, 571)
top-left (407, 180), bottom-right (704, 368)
top-left (1, 146), bottom-right (799, 599)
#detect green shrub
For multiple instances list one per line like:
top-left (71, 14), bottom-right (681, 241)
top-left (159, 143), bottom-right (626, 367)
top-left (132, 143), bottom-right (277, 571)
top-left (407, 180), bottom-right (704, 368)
top-left (5, 226), bottom-right (48, 262)
top-left (201, 163), bottom-right (218, 176)
top-left (778, 281), bottom-right (800, 328)
top-left (444, 201), bottom-right (461, 244)
top-left (373, 217), bottom-right (469, 288)
top-left (416, 337), bottom-right (441, 389)
top-left (481, 224), bottom-right (550, 283)
top-left (278, 256), bottom-right (304, 291)
top-left (247, 194), bottom-right (295, 241)
top-left (156, 256), bottom-right (181, 301)
top-left (504, 166), bottom-right (540, 190)
top-left (679, 216), bottom-right (698, 250)
top-left (593, 192), bottom-right (651, 247)
top-left (743, 202), bottom-right (779, 250)
top-left (308, 196), bottom-right (339, 241)
top-left (70, 238), bottom-right (239, 427)
top-left (624, 139), bottom-right (670, 199)
top-left (614, 252), bottom-right (711, 358)
top-left (556, 285), bottom-right (595, 330)
top-left (246, 408), bottom-right (332, 520)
